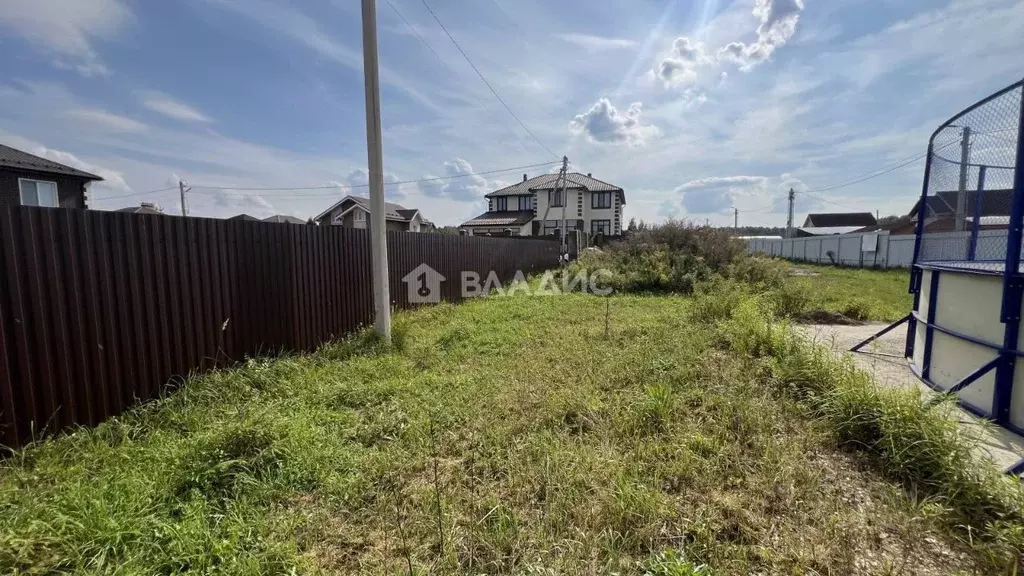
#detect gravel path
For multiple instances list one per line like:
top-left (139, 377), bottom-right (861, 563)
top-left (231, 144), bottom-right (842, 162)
top-left (796, 322), bottom-right (1024, 473)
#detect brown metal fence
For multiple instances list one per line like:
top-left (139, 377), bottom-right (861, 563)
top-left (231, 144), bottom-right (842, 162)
top-left (0, 206), bottom-right (560, 448)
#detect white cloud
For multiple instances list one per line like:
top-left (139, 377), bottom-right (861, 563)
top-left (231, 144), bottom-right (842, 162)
top-left (339, 168), bottom-right (405, 199)
top-left (210, 190), bottom-right (276, 218)
top-left (422, 158), bottom-right (490, 202)
top-left (0, 0), bottom-right (130, 76)
top-left (556, 33), bottom-right (636, 52)
top-left (658, 199), bottom-right (681, 219)
top-left (569, 98), bottom-right (660, 146)
top-left (657, 37), bottom-right (711, 86)
top-left (33, 146), bottom-right (131, 192)
top-left (64, 108), bottom-right (147, 133)
top-left (138, 92), bottom-right (212, 123)
top-left (717, 0), bottom-right (805, 68)
top-left (675, 175), bottom-right (804, 215)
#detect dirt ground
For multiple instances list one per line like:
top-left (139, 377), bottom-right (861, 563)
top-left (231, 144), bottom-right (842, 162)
top-left (797, 322), bottom-right (1024, 473)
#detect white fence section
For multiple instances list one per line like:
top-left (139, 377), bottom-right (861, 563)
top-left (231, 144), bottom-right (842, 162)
top-left (746, 232), bottom-right (916, 268)
top-left (746, 230), bottom-right (1014, 268)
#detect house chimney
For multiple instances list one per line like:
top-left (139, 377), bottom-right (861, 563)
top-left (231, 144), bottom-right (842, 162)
top-left (523, 174), bottom-right (528, 182)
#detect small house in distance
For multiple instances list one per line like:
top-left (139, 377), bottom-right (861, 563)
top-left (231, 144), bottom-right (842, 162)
top-left (313, 195), bottom-right (434, 232)
top-left (263, 214), bottom-right (306, 224)
top-left (795, 212), bottom-right (877, 237)
top-left (0, 143), bottom-right (103, 209)
top-left (117, 202), bottom-right (165, 215)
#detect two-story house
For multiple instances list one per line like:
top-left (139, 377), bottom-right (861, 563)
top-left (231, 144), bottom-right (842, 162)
top-left (0, 143), bottom-right (103, 209)
top-left (460, 172), bottom-right (625, 236)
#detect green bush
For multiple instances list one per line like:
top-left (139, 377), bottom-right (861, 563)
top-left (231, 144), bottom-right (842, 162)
top-left (577, 220), bottom-right (745, 294)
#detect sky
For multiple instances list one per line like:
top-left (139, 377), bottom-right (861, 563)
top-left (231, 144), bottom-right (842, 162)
top-left (0, 0), bottom-right (1021, 227)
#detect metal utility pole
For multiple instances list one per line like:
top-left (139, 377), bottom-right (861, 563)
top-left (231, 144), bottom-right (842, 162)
top-left (557, 156), bottom-right (570, 254)
top-left (955, 126), bottom-right (972, 232)
top-left (538, 159), bottom-right (565, 239)
top-left (786, 188), bottom-right (796, 238)
top-left (179, 179), bottom-right (190, 217)
top-left (361, 0), bottom-right (391, 343)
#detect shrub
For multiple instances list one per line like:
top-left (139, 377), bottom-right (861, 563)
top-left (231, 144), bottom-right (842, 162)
top-left (587, 220), bottom-right (746, 294)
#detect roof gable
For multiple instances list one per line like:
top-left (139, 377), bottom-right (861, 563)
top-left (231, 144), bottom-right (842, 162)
top-left (0, 144), bottom-right (103, 180)
top-left (315, 195), bottom-right (432, 223)
top-left (907, 189), bottom-right (1013, 219)
top-left (485, 172), bottom-right (625, 203)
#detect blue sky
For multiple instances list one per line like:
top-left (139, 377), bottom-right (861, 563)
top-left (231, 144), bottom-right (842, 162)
top-left (0, 0), bottom-right (1021, 226)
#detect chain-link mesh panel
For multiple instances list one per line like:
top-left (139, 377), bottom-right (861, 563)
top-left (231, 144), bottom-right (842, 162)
top-left (918, 82), bottom-right (1022, 271)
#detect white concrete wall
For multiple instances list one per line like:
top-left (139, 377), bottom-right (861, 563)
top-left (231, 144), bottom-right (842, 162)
top-left (750, 230), bottom-right (1014, 269)
top-left (749, 232), bottom-right (922, 268)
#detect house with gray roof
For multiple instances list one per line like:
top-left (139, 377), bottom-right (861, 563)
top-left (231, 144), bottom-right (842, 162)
top-left (460, 172), bottom-right (625, 236)
top-left (0, 143), bottom-right (103, 210)
top-left (313, 195), bottom-right (434, 232)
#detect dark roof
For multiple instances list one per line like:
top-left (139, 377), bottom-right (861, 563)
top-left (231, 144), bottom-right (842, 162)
top-left (907, 189), bottom-right (1013, 219)
top-left (486, 172), bottom-right (624, 203)
top-left (314, 195), bottom-right (431, 223)
top-left (461, 211), bottom-right (535, 227)
top-left (229, 214), bottom-right (261, 221)
top-left (0, 143), bottom-right (103, 180)
top-left (346, 196), bottom-right (410, 220)
top-left (804, 212), bottom-right (877, 227)
top-left (262, 214), bottom-right (306, 224)
top-left (117, 205), bottom-right (165, 215)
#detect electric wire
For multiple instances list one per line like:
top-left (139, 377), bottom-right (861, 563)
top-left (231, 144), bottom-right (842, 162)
top-left (383, 0), bottom-right (536, 158)
top-left (92, 186), bottom-right (179, 201)
top-left (94, 161), bottom-right (557, 201)
top-left (417, 0), bottom-right (559, 159)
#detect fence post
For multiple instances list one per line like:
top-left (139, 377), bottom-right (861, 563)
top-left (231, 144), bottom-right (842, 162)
top-left (992, 94), bottom-right (1024, 424)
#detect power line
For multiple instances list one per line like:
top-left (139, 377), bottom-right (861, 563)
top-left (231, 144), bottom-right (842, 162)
top-left (188, 161), bottom-right (555, 194)
top-left (801, 152), bottom-right (928, 195)
top-left (800, 140), bottom-right (962, 196)
top-left (384, 0), bottom-right (451, 74)
top-left (801, 191), bottom-right (861, 211)
top-left (383, 0), bottom-right (536, 158)
top-left (417, 0), bottom-right (559, 159)
top-left (94, 160), bottom-right (556, 201)
top-left (738, 196), bottom-right (788, 214)
top-left (92, 186), bottom-right (179, 201)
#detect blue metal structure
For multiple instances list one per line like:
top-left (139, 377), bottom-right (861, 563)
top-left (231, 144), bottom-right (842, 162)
top-left (854, 79), bottom-right (1024, 475)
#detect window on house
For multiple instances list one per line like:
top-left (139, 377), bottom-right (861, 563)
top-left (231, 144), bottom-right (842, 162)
top-left (354, 209), bottom-right (366, 222)
top-left (592, 191), bottom-right (612, 209)
top-left (19, 179), bottom-right (58, 208)
top-left (591, 219), bottom-right (611, 235)
top-left (495, 197), bottom-right (508, 211)
top-left (543, 221), bottom-right (561, 236)
top-left (548, 189), bottom-right (564, 207)
top-left (518, 195), bottom-right (532, 211)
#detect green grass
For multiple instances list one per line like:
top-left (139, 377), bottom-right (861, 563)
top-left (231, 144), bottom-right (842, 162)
top-left (1, 288), bottom-right (1021, 574)
top-left (784, 262), bottom-right (912, 322)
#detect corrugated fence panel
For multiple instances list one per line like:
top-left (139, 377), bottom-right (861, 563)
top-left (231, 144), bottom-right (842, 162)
top-left (0, 206), bottom-right (560, 447)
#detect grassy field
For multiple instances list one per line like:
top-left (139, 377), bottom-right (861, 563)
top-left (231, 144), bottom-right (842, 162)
top-left (783, 263), bottom-right (912, 323)
top-left (2, 278), bottom-right (1021, 575)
